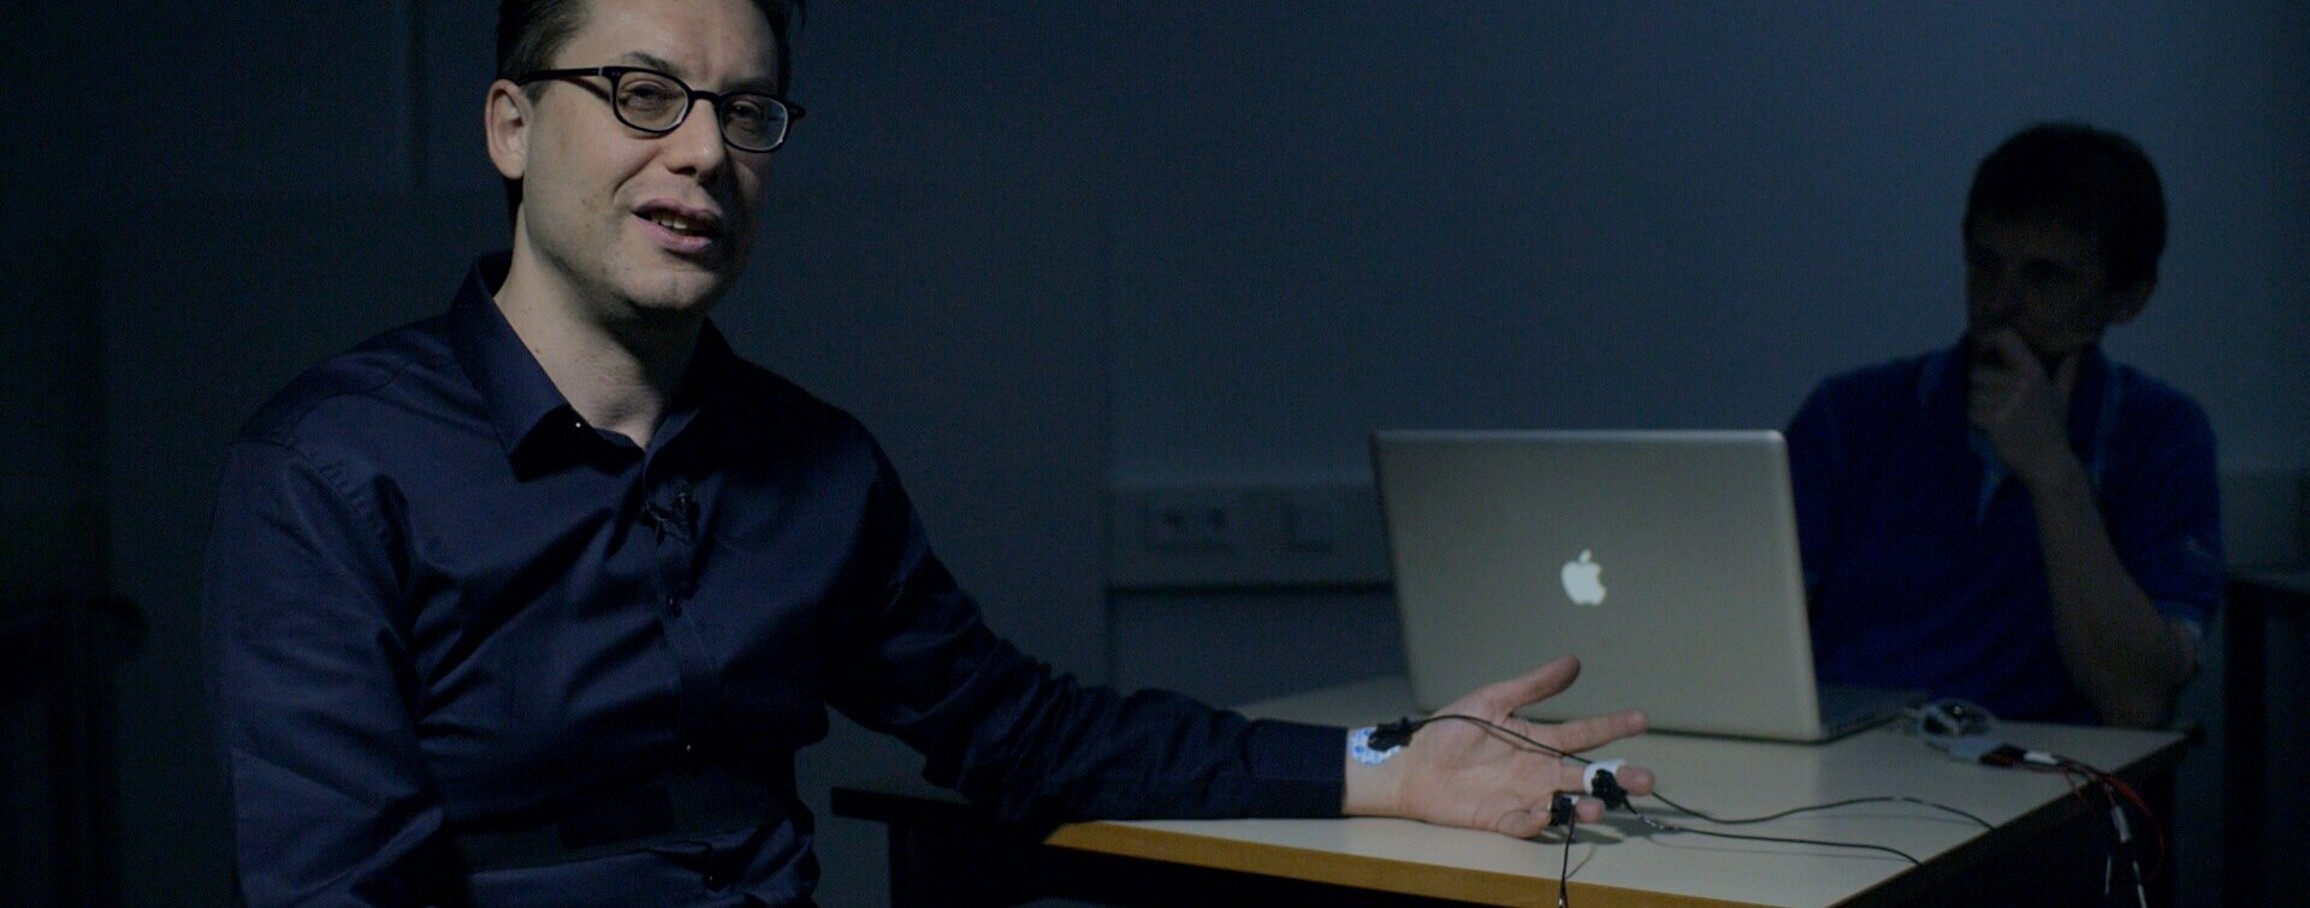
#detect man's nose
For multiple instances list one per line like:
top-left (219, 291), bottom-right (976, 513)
top-left (662, 97), bottom-right (732, 173)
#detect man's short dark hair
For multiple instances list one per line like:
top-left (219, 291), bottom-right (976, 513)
top-left (1963, 122), bottom-right (2167, 291)
top-left (495, 0), bottom-right (803, 221)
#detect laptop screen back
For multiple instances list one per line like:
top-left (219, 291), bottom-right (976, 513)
top-left (1372, 429), bottom-right (1833, 741)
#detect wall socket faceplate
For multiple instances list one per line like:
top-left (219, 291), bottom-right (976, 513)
top-left (1108, 482), bottom-right (1390, 590)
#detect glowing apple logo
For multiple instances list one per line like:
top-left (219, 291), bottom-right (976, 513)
top-left (1560, 550), bottom-right (1606, 606)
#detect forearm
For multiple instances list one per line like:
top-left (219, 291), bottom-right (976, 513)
top-left (897, 645), bottom-right (1345, 822)
top-left (2024, 462), bottom-right (2196, 727)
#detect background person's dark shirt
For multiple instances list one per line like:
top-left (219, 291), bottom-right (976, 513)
top-left (1786, 341), bottom-right (2222, 724)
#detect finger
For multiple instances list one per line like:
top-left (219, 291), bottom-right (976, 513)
top-left (1553, 762), bottom-right (1597, 800)
top-left (1495, 805), bottom-right (1551, 839)
top-left (1560, 762), bottom-right (1654, 821)
top-left (1968, 376), bottom-right (2013, 422)
top-left (1537, 708), bottom-right (1649, 754)
top-left (1605, 763), bottom-right (1655, 797)
top-left (1545, 762), bottom-right (1654, 822)
top-left (1968, 348), bottom-right (2027, 426)
top-left (2052, 350), bottom-right (2083, 396)
top-left (1566, 759), bottom-right (1652, 798)
top-left (1465, 655), bottom-right (1582, 715)
top-left (1972, 331), bottom-right (2037, 378)
top-left (1967, 365), bottom-right (2018, 419)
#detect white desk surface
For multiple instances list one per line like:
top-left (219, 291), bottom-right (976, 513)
top-left (1043, 674), bottom-right (2185, 908)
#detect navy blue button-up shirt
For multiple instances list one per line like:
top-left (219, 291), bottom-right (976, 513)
top-left (202, 254), bottom-right (1344, 907)
top-left (1786, 341), bottom-right (2222, 723)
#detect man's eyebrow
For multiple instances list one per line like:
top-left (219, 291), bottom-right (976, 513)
top-left (614, 51), bottom-right (682, 72)
top-left (614, 51), bottom-right (778, 92)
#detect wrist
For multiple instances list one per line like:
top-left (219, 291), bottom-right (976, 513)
top-left (1341, 727), bottom-right (1407, 817)
top-left (1348, 725), bottom-right (1406, 766)
top-left (2017, 452), bottom-right (2091, 500)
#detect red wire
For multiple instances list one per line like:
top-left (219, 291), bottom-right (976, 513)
top-left (1994, 752), bottom-right (2167, 882)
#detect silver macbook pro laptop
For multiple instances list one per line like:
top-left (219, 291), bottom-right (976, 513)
top-left (1371, 429), bottom-right (1919, 742)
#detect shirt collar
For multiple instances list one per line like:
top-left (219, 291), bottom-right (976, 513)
top-left (446, 252), bottom-right (737, 469)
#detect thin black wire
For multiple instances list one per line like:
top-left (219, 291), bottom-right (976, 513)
top-left (1624, 804), bottom-right (1923, 865)
top-left (1406, 713), bottom-right (1987, 822)
top-left (1647, 791), bottom-right (1994, 829)
top-left (1403, 712), bottom-right (2163, 886)
top-left (1394, 712), bottom-right (1980, 868)
top-left (1387, 714), bottom-right (1586, 762)
top-left (1556, 814), bottom-right (1575, 908)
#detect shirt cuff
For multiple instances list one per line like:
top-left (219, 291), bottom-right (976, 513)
top-left (2150, 598), bottom-right (2210, 642)
top-left (1243, 719), bottom-right (1348, 818)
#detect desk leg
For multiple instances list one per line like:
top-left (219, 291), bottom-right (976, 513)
top-left (2144, 767), bottom-right (2177, 908)
top-left (2222, 582), bottom-right (2266, 908)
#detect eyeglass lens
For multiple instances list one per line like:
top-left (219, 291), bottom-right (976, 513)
top-left (612, 70), bottom-right (787, 151)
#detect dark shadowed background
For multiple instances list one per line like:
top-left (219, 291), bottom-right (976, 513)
top-left (3, 3), bottom-right (2303, 906)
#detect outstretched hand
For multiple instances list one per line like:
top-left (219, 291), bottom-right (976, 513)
top-left (1343, 656), bottom-right (1652, 838)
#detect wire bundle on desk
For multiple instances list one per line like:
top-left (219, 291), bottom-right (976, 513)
top-left (1978, 746), bottom-right (2164, 907)
top-left (1911, 701), bottom-right (2167, 908)
top-left (1372, 713), bottom-right (1995, 906)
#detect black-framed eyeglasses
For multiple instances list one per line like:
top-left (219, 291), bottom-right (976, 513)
top-left (516, 65), bottom-right (805, 153)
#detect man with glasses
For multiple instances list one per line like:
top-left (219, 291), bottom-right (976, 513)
top-left (200, 2), bottom-right (1654, 905)
top-left (1786, 123), bottom-right (2221, 730)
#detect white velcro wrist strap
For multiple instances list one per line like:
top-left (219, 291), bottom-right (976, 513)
top-left (1348, 726), bottom-right (1403, 766)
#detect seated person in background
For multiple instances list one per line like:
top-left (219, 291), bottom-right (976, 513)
top-left (1786, 122), bottom-right (2221, 728)
top-left (200, 2), bottom-right (1653, 905)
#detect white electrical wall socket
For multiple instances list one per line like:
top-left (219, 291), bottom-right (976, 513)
top-left (1108, 482), bottom-right (1390, 590)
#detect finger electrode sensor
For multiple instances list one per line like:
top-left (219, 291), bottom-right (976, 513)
top-left (1584, 759), bottom-right (1630, 809)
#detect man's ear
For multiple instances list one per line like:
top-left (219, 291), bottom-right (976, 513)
top-left (2105, 277), bottom-right (2154, 327)
top-left (485, 80), bottom-right (530, 181)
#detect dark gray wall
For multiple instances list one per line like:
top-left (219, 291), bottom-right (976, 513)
top-left (5, 2), bottom-right (2302, 907)
top-left (1105, 4), bottom-right (2310, 479)
top-left (3, 8), bottom-right (110, 905)
top-left (2, 3), bottom-right (104, 598)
